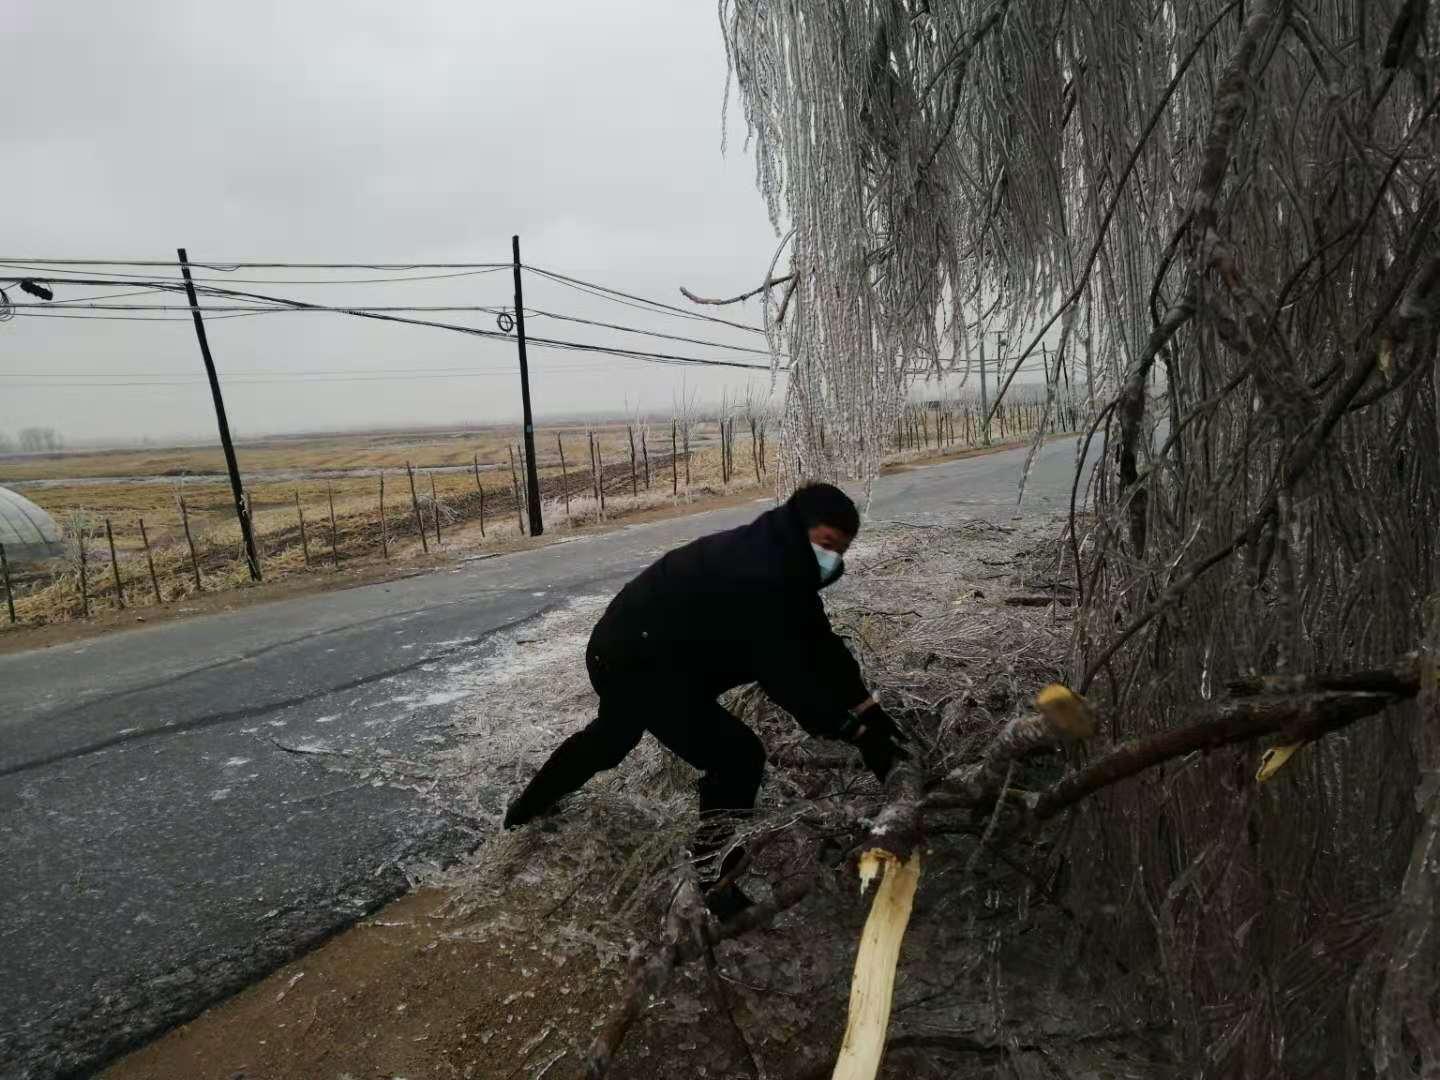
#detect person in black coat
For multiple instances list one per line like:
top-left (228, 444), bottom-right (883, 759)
top-left (501, 482), bottom-right (906, 916)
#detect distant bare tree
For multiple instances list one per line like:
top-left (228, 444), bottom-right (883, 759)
top-left (17, 427), bottom-right (63, 453)
top-left (673, 381), bottom-right (700, 500)
top-left (741, 383), bottom-right (772, 483)
top-left (0, 431), bottom-right (13, 454)
top-left (625, 397), bottom-right (651, 492)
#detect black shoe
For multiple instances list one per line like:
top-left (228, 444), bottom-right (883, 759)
top-left (503, 793), bottom-right (551, 830)
top-left (703, 883), bottom-right (755, 922)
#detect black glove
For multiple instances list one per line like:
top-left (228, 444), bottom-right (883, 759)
top-left (848, 705), bottom-right (909, 782)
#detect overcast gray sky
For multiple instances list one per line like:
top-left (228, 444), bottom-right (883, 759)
top-left (0, 1), bottom-right (786, 445)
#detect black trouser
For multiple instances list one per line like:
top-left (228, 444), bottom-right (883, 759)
top-left (507, 652), bottom-right (765, 876)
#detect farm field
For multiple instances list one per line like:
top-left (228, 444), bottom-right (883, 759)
top-left (0, 400), bottom-right (1057, 631)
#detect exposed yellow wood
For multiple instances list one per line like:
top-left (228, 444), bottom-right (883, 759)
top-left (831, 850), bottom-right (922, 1080)
top-left (1256, 740), bottom-right (1305, 782)
top-left (1035, 682), bottom-right (1097, 738)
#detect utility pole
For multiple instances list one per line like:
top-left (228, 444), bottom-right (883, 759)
top-left (177, 248), bottom-right (261, 581)
top-left (511, 235), bottom-right (544, 536)
top-left (978, 336), bottom-right (991, 446)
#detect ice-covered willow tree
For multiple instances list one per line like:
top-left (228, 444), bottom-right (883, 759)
top-left (717, 1), bottom-right (1440, 1075)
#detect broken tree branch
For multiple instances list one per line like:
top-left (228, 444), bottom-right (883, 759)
top-left (680, 274), bottom-right (796, 307)
top-left (831, 851), bottom-right (922, 1080)
top-left (1032, 689), bottom-right (1401, 821)
top-left (827, 758), bottom-right (926, 1079)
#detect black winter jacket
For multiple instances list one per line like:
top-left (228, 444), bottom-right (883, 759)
top-left (588, 504), bottom-right (869, 737)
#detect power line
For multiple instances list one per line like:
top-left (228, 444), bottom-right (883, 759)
top-left (7, 309), bottom-right (273, 322)
top-left (7, 299), bottom-right (783, 358)
top-left (0, 372), bottom-right (621, 388)
top-left (48, 288), bottom-right (177, 304)
top-left (4, 301), bottom-right (517, 314)
top-left (6, 277), bottom-right (783, 371)
top-left (0, 263), bottom-right (510, 285)
top-left (0, 361), bottom-right (614, 379)
top-left (524, 265), bottom-right (769, 335)
top-left (0, 363), bottom-right (636, 388)
top-left (0, 258), bottom-right (511, 270)
top-left (527, 308), bottom-right (782, 358)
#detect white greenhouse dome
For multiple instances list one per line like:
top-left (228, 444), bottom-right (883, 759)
top-left (0, 485), bottom-right (64, 563)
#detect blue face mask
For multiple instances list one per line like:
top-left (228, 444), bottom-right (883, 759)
top-left (812, 543), bottom-right (843, 584)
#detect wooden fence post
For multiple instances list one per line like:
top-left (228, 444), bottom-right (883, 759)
top-left (588, 431), bottom-right (600, 504)
top-left (470, 455), bottom-right (487, 538)
top-left (430, 473), bottom-right (442, 545)
top-left (628, 425), bottom-right (638, 497)
top-left (138, 519), bottom-right (163, 604)
top-left (327, 484), bottom-right (340, 568)
top-left (721, 419), bottom-right (730, 485)
top-left (180, 498), bottom-right (201, 592)
top-left (596, 440), bottom-right (607, 515)
top-left (105, 518), bottom-right (125, 609)
top-left (557, 434), bottom-right (572, 524)
top-left (407, 462), bottom-right (428, 553)
top-left (509, 445), bottom-right (525, 534)
top-left (295, 491), bottom-right (311, 566)
top-left (0, 542), bottom-right (15, 624)
top-left (76, 520), bottom-right (91, 617)
top-left (379, 472), bottom-right (389, 559)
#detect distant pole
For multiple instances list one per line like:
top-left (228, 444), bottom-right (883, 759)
top-left (979, 337), bottom-right (991, 446)
top-left (180, 498), bottom-right (202, 591)
top-left (588, 431), bottom-right (600, 504)
top-left (472, 453), bottom-right (488, 537)
top-left (177, 248), bottom-right (261, 581)
top-left (509, 445), bottom-right (525, 533)
top-left (379, 473), bottom-right (389, 559)
top-left (327, 484), bottom-right (339, 568)
top-left (105, 518), bottom-right (125, 609)
top-left (407, 462), bottom-right (428, 553)
top-left (511, 235), bottom-right (544, 536)
top-left (0, 542), bottom-right (15, 624)
top-left (76, 522), bottom-right (90, 617)
top-left (295, 491), bottom-right (311, 566)
top-left (138, 519), bottom-right (162, 604)
top-left (557, 434), bottom-right (572, 523)
top-left (430, 473), bottom-right (442, 545)
top-left (596, 440), bottom-right (607, 515)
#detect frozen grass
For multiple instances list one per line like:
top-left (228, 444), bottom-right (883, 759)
top-left (426, 513), bottom-right (1078, 944)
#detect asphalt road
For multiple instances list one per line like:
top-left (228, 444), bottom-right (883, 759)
top-left (0, 436), bottom-right (1087, 1079)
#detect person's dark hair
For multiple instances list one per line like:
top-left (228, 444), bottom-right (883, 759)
top-left (787, 481), bottom-right (860, 537)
